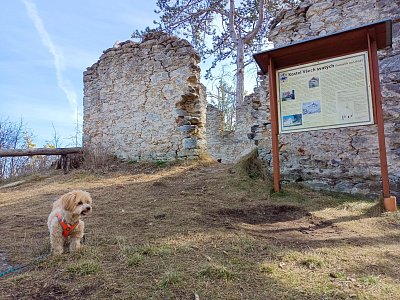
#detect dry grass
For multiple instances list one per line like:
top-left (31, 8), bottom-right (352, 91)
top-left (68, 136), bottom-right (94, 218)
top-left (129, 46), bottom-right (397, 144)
top-left (0, 156), bottom-right (399, 299)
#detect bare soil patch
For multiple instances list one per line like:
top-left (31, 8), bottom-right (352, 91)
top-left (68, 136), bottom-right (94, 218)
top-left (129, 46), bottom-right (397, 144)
top-left (212, 204), bottom-right (309, 224)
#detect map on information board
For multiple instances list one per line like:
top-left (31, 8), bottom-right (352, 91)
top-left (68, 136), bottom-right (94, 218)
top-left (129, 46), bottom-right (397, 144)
top-left (276, 51), bottom-right (374, 133)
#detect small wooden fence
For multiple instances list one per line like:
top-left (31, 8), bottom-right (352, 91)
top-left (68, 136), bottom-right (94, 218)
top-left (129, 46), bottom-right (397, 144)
top-left (0, 148), bottom-right (83, 174)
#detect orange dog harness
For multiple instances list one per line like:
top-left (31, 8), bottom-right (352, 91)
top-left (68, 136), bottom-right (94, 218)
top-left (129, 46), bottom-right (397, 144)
top-left (57, 213), bottom-right (78, 237)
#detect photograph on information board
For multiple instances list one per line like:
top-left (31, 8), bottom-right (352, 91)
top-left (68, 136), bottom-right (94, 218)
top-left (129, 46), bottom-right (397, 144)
top-left (276, 51), bottom-right (373, 133)
top-left (308, 77), bottom-right (319, 88)
top-left (281, 89), bottom-right (296, 101)
top-left (282, 114), bottom-right (303, 127)
top-left (302, 101), bottom-right (321, 115)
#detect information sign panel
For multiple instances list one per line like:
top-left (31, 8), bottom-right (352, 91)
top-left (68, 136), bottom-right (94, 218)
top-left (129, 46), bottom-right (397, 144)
top-left (276, 51), bottom-right (373, 133)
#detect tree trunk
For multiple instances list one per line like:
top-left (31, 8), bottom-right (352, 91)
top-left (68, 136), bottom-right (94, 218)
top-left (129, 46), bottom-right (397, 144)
top-left (236, 38), bottom-right (245, 105)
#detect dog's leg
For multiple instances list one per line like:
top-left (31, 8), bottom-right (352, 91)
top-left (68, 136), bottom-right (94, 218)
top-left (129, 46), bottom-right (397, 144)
top-left (70, 222), bottom-right (84, 252)
top-left (69, 236), bottom-right (82, 252)
top-left (51, 234), bottom-right (64, 255)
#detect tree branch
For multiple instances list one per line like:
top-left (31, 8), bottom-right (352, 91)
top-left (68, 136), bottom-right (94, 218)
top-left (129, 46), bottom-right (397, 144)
top-left (243, 0), bottom-right (265, 44)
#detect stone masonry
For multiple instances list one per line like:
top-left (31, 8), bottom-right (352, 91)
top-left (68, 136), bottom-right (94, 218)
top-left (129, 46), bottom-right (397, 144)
top-left (83, 32), bottom-right (206, 161)
top-left (206, 98), bottom-right (257, 163)
top-left (252, 0), bottom-right (400, 198)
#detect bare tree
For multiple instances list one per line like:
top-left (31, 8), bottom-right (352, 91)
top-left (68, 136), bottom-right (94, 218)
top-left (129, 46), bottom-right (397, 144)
top-left (44, 122), bottom-right (61, 148)
top-left (208, 68), bottom-right (236, 130)
top-left (68, 107), bottom-right (82, 147)
top-left (0, 118), bottom-right (30, 179)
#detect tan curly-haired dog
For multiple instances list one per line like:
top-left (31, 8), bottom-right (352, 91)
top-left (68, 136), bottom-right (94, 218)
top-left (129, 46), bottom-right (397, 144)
top-left (47, 190), bottom-right (93, 255)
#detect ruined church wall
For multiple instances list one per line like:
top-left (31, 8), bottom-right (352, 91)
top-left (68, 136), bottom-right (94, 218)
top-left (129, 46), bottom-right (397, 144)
top-left (83, 33), bottom-right (206, 161)
top-left (255, 0), bottom-right (400, 198)
top-left (206, 97), bottom-right (257, 163)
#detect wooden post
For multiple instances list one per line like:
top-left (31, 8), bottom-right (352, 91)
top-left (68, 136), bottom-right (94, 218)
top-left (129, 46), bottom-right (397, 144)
top-left (268, 58), bottom-right (280, 192)
top-left (367, 29), bottom-right (390, 198)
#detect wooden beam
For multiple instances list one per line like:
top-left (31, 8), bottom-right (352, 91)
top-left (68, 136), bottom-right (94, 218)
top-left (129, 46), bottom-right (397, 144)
top-left (0, 147), bottom-right (83, 157)
top-left (268, 58), bottom-right (281, 192)
top-left (367, 29), bottom-right (390, 198)
top-left (253, 19), bottom-right (392, 73)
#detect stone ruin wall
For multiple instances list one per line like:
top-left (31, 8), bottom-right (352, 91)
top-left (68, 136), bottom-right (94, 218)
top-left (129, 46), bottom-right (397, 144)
top-left (206, 98), bottom-right (257, 163)
top-left (83, 32), bottom-right (206, 161)
top-left (252, 0), bottom-right (400, 198)
top-left (83, 31), bottom-right (257, 164)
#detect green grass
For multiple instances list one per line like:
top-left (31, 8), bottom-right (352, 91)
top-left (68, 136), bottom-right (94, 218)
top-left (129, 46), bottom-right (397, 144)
top-left (231, 237), bottom-right (257, 254)
top-left (259, 262), bottom-right (276, 274)
top-left (155, 160), bottom-right (168, 167)
top-left (66, 260), bottom-right (101, 276)
top-left (359, 275), bottom-right (379, 285)
top-left (158, 271), bottom-right (183, 289)
top-left (301, 257), bottom-right (323, 270)
top-left (126, 253), bottom-right (144, 267)
top-left (117, 241), bottom-right (174, 267)
top-left (329, 271), bottom-right (346, 279)
top-left (199, 263), bottom-right (235, 280)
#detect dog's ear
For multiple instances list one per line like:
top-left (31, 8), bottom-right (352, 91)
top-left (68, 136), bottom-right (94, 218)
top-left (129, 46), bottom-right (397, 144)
top-left (61, 191), bottom-right (77, 212)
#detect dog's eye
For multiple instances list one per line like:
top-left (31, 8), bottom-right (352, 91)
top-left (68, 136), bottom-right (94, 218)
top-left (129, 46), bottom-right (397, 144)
top-left (78, 201), bottom-right (83, 205)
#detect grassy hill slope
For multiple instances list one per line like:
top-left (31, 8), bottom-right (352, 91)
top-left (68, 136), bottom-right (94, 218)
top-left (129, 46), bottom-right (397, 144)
top-left (1, 158), bottom-right (399, 299)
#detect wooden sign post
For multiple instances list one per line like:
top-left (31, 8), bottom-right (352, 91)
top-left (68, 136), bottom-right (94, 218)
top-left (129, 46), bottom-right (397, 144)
top-left (253, 19), bottom-right (396, 210)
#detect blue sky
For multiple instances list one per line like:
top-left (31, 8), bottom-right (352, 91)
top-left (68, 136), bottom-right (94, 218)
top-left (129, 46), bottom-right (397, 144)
top-left (0, 0), bottom-right (158, 147)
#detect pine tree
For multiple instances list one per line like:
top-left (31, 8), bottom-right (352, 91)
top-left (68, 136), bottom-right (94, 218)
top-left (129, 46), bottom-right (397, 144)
top-left (134, 0), bottom-right (296, 104)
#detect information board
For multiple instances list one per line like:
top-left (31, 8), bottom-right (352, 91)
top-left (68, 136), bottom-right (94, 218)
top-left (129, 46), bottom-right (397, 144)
top-left (276, 51), bottom-right (373, 133)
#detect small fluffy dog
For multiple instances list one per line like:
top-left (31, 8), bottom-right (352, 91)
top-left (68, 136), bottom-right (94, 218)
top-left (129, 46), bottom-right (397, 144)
top-left (48, 190), bottom-right (93, 255)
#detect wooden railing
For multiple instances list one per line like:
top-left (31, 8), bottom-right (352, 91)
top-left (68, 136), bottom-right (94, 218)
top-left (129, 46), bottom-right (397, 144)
top-left (0, 147), bottom-right (83, 173)
top-left (0, 147), bottom-right (82, 157)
